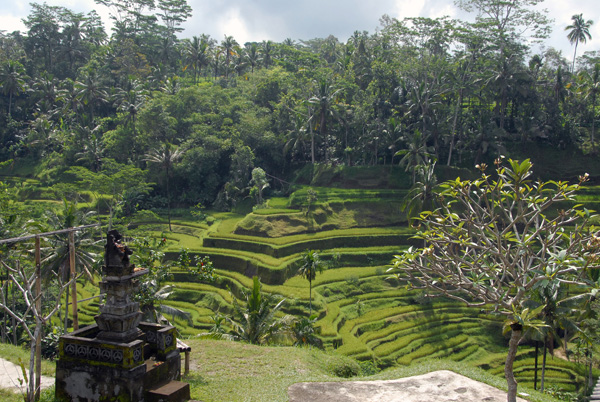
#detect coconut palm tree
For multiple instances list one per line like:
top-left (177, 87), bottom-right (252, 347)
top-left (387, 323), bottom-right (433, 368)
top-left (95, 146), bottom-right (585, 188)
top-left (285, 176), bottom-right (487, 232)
top-left (298, 250), bottom-right (325, 315)
top-left (226, 276), bottom-right (290, 345)
top-left (565, 14), bottom-right (593, 72)
top-left (220, 35), bottom-right (238, 79)
top-left (579, 64), bottom-right (600, 152)
top-left (0, 60), bottom-right (27, 117)
top-left (395, 130), bottom-right (434, 185)
top-left (401, 161), bottom-right (439, 223)
top-left (75, 71), bottom-right (108, 123)
top-left (144, 143), bottom-right (184, 231)
top-left (40, 198), bottom-right (100, 284)
top-left (308, 78), bottom-right (342, 163)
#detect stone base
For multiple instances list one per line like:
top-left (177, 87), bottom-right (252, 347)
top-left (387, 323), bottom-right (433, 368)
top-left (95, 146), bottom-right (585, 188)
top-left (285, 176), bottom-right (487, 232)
top-left (55, 360), bottom-right (146, 402)
top-left (55, 323), bottom-right (184, 402)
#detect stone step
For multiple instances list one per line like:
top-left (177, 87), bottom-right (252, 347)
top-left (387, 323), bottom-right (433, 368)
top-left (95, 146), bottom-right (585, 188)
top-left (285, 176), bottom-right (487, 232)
top-left (146, 380), bottom-right (190, 402)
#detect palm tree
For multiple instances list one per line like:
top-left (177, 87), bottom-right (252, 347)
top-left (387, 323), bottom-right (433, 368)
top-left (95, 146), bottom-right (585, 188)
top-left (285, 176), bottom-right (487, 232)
top-left (75, 71), bottom-right (108, 123)
top-left (139, 283), bottom-right (192, 325)
top-left (284, 111), bottom-right (311, 162)
top-left (41, 198), bottom-right (100, 284)
top-left (226, 276), bottom-right (290, 345)
top-left (298, 250), bottom-right (325, 315)
top-left (565, 14), bottom-right (593, 72)
top-left (144, 143), bottom-right (184, 231)
top-left (220, 35), bottom-right (238, 79)
top-left (401, 161), bottom-right (438, 223)
top-left (113, 79), bottom-right (148, 139)
top-left (308, 78), bottom-right (342, 163)
top-left (579, 64), bottom-right (600, 152)
top-left (245, 43), bottom-right (260, 73)
top-left (0, 60), bottom-right (27, 117)
top-left (185, 36), bottom-right (202, 83)
top-left (260, 40), bottom-right (274, 68)
top-left (395, 130), bottom-right (434, 184)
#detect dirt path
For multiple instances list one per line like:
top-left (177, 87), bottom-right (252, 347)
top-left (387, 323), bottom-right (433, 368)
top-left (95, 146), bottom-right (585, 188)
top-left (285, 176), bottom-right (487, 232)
top-left (289, 370), bottom-right (527, 402)
top-left (0, 357), bottom-right (54, 394)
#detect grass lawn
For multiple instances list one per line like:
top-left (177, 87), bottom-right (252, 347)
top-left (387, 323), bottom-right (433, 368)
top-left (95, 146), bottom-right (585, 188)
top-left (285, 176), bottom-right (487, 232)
top-left (183, 338), bottom-right (560, 402)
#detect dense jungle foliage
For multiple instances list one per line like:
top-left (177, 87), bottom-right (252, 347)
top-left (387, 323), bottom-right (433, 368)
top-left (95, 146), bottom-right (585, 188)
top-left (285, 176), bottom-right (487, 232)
top-left (0, 0), bottom-right (598, 215)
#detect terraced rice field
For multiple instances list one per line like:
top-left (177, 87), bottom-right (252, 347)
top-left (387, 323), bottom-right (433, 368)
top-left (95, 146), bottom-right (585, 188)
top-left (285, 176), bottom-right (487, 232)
top-left (52, 185), bottom-right (598, 395)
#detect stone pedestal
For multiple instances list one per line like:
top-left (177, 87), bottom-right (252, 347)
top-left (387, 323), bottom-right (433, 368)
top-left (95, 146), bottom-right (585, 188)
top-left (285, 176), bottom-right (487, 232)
top-left (55, 230), bottom-right (186, 402)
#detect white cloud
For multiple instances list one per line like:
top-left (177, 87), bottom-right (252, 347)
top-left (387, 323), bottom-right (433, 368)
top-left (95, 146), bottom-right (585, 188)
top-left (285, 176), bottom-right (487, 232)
top-left (0, 14), bottom-right (26, 33)
top-left (393, 0), bottom-right (426, 19)
top-left (218, 7), bottom-right (251, 43)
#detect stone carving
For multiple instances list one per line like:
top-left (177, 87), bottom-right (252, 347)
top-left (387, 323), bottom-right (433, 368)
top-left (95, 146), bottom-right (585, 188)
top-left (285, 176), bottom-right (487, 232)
top-left (95, 230), bottom-right (145, 342)
top-left (104, 229), bottom-right (134, 274)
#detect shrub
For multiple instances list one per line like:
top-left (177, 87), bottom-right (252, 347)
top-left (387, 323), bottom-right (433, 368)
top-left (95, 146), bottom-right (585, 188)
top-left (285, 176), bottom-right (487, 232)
top-left (328, 356), bottom-right (360, 378)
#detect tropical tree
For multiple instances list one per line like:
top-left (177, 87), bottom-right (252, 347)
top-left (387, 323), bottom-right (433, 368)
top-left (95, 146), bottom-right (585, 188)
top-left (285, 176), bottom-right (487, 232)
top-left (68, 161), bottom-right (153, 230)
top-left (298, 250), bottom-right (325, 315)
top-left (74, 71), bottom-right (109, 122)
top-left (144, 143), bottom-right (184, 231)
top-left (395, 130), bottom-right (434, 184)
top-left (133, 239), bottom-right (215, 324)
top-left (308, 78), bottom-right (342, 163)
top-left (401, 161), bottom-right (438, 223)
top-left (225, 276), bottom-right (290, 345)
top-left (250, 167), bottom-right (269, 206)
top-left (291, 315), bottom-right (321, 347)
top-left (579, 64), bottom-right (600, 152)
top-left (40, 198), bottom-right (100, 284)
top-left (0, 60), bottom-right (27, 117)
top-left (390, 159), bottom-right (598, 402)
top-left (220, 35), bottom-right (238, 79)
top-left (565, 14), bottom-right (593, 72)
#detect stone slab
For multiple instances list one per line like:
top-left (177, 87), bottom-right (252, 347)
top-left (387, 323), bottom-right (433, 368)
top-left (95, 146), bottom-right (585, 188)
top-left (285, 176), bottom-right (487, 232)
top-left (288, 370), bottom-right (528, 402)
top-left (147, 380), bottom-right (190, 402)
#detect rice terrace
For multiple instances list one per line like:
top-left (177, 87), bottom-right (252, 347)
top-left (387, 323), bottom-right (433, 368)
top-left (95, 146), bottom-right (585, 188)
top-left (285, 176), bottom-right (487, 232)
top-left (1, 0), bottom-right (600, 401)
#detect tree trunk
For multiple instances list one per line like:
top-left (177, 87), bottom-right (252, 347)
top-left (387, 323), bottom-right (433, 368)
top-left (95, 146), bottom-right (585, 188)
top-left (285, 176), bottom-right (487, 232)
top-left (589, 349), bottom-right (594, 390)
top-left (541, 341), bottom-right (547, 391)
top-left (69, 231), bottom-right (78, 330)
top-left (533, 342), bottom-right (538, 390)
top-left (34, 236), bottom-right (41, 401)
top-left (28, 326), bottom-right (37, 402)
top-left (505, 326), bottom-right (522, 402)
top-left (309, 279), bottom-right (312, 315)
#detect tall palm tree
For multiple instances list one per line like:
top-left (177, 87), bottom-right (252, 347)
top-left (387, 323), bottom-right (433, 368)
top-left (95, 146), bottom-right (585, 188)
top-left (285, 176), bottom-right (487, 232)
top-left (565, 14), bottom-right (593, 72)
top-left (298, 250), bottom-right (324, 315)
top-left (245, 43), bottom-right (260, 73)
top-left (308, 78), bottom-right (342, 163)
top-left (580, 64), bottom-right (600, 152)
top-left (220, 35), bottom-right (238, 78)
top-left (40, 198), bottom-right (101, 285)
top-left (260, 40), bottom-right (274, 68)
top-left (395, 130), bottom-right (434, 184)
top-left (401, 161), bottom-right (438, 223)
top-left (113, 79), bottom-right (148, 139)
top-left (0, 60), bottom-right (27, 117)
top-left (75, 71), bottom-right (108, 123)
top-left (144, 143), bottom-right (184, 231)
top-left (185, 36), bottom-right (202, 83)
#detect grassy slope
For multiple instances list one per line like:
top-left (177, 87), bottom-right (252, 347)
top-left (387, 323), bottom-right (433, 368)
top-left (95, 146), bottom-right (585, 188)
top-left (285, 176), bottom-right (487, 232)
top-left (183, 339), bottom-right (561, 402)
top-left (2, 160), bottom-right (599, 400)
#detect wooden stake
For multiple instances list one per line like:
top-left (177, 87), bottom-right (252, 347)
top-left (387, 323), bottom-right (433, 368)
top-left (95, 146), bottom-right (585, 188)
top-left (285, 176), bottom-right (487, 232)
top-left (69, 231), bottom-right (78, 330)
top-left (34, 236), bottom-right (41, 402)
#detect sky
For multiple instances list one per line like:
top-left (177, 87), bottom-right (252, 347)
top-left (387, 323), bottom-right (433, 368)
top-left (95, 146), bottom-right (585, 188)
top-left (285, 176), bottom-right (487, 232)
top-left (1, 0), bottom-right (598, 59)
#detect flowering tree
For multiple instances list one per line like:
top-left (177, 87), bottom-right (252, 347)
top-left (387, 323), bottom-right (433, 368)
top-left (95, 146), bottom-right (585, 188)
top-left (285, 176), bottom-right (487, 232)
top-left (390, 158), bottom-right (598, 402)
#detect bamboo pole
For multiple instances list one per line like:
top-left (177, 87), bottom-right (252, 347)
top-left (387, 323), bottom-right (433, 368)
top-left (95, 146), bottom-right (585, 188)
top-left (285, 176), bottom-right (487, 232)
top-left (69, 231), bottom-right (78, 330)
top-left (34, 236), bottom-right (41, 402)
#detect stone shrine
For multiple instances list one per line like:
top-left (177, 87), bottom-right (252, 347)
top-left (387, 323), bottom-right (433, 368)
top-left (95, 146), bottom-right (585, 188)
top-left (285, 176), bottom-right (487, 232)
top-left (55, 230), bottom-right (189, 402)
